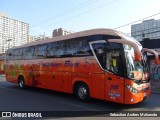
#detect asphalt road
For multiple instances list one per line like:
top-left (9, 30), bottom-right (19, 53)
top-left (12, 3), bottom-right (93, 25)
top-left (0, 74), bottom-right (160, 119)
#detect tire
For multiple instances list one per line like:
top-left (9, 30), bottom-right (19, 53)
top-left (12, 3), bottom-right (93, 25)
top-left (18, 76), bottom-right (25, 89)
top-left (75, 83), bottom-right (90, 101)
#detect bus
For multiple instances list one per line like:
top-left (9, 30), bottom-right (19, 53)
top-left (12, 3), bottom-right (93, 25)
top-left (5, 28), bottom-right (159, 104)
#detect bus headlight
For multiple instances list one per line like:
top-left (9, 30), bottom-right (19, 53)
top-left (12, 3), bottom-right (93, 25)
top-left (126, 85), bottom-right (138, 94)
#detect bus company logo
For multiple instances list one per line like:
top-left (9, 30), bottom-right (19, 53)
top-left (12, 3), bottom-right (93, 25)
top-left (2, 112), bottom-right (11, 117)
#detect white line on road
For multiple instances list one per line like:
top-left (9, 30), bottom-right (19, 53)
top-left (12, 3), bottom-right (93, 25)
top-left (61, 101), bottom-right (99, 111)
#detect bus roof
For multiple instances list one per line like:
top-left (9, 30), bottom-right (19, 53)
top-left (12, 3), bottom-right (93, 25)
top-left (10, 28), bottom-right (130, 50)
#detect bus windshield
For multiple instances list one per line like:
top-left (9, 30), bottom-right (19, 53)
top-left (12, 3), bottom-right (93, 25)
top-left (124, 45), bottom-right (149, 80)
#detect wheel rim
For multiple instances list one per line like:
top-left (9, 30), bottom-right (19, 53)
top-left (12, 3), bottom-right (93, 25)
top-left (78, 86), bottom-right (87, 99)
top-left (19, 80), bottom-right (24, 88)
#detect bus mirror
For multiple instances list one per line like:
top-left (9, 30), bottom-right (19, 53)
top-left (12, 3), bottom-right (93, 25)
top-left (108, 39), bottom-right (142, 61)
top-left (142, 48), bottom-right (159, 65)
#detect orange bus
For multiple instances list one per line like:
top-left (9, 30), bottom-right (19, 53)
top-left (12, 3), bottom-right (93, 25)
top-left (5, 29), bottom-right (159, 104)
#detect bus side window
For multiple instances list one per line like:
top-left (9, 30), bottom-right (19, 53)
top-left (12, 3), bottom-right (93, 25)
top-left (80, 39), bottom-right (93, 56)
top-left (35, 44), bottom-right (47, 59)
top-left (74, 38), bottom-right (93, 57)
top-left (11, 50), bottom-right (15, 60)
top-left (63, 40), bottom-right (73, 57)
top-left (24, 46), bottom-right (35, 60)
top-left (6, 50), bottom-right (12, 60)
top-left (46, 42), bottom-right (56, 58)
top-left (92, 43), bottom-right (108, 70)
top-left (21, 48), bottom-right (25, 60)
top-left (71, 39), bottom-right (82, 57)
top-left (15, 48), bottom-right (23, 60)
top-left (54, 41), bottom-right (65, 58)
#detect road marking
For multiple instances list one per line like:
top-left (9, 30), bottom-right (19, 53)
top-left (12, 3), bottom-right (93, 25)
top-left (61, 101), bottom-right (99, 111)
top-left (0, 86), bottom-right (17, 92)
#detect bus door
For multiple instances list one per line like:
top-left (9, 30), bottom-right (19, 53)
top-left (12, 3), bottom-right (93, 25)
top-left (105, 44), bottom-right (125, 103)
top-left (90, 40), bottom-right (125, 103)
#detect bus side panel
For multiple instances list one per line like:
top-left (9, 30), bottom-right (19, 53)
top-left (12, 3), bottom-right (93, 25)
top-left (40, 71), bottom-right (51, 88)
top-left (5, 61), bottom-right (12, 82)
top-left (23, 60), bottom-right (36, 86)
top-left (105, 73), bottom-right (125, 104)
top-left (38, 59), bottom-right (51, 88)
top-left (10, 61), bottom-right (19, 83)
top-left (22, 59), bottom-right (34, 86)
top-left (91, 73), bottom-right (105, 99)
top-left (25, 59), bottom-right (51, 88)
top-left (12, 61), bottom-right (24, 83)
top-left (61, 72), bottom-right (71, 93)
top-left (51, 72), bottom-right (63, 91)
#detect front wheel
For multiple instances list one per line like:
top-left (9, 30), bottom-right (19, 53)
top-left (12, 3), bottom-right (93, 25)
top-left (75, 83), bottom-right (90, 101)
top-left (18, 77), bottom-right (25, 89)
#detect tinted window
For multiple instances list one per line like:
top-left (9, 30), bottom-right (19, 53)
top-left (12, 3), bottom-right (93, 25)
top-left (14, 48), bottom-right (23, 60)
top-left (72, 38), bottom-right (92, 57)
top-left (6, 49), bottom-right (12, 60)
top-left (6, 36), bottom-right (94, 60)
top-left (92, 42), bottom-right (109, 70)
top-left (55, 41), bottom-right (65, 58)
top-left (24, 46), bottom-right (35, 59)
top-left (63, 40), bottom-right (73, 57)
top-left (35, 44), bottom-right (47, 58)
top-left (108, 42), bottom-right (121, 50)
top-left (11, 50), bottom-right (15, 60)
top-left (46, 37), bottom-right (93, 58)
top-left (46, 42), bottom-right (56, 58)
top-left (106, 43), bottom-right (124, 76)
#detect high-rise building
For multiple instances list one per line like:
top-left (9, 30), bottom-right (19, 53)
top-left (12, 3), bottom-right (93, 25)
top-left (131, 19), bottom-right (160, 41)
top-left (0, 13), bottom-right (29, 53)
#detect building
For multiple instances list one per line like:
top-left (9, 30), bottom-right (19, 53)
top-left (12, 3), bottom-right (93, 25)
top-left (131, 19), bottom-right (160, 41)
top-left (28, 35), bottom-right (51, 43)
top-left (52, 28), bottom-right (72, 37)
top-left (0, 13), bottom-right (29, 53)
top-left (28, 35), bottom-right (40, 43)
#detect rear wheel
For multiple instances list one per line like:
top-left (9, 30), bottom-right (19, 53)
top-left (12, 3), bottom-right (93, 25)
top-left (75, 83), bottom-right (90, 101)
top-left (18, 76), bottom-right (25, 89)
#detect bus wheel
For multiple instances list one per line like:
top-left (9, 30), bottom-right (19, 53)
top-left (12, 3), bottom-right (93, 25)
top-left (18, 76), bottom-right (25, 89)
top-left (75, 83), bottom-right (90, 101)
